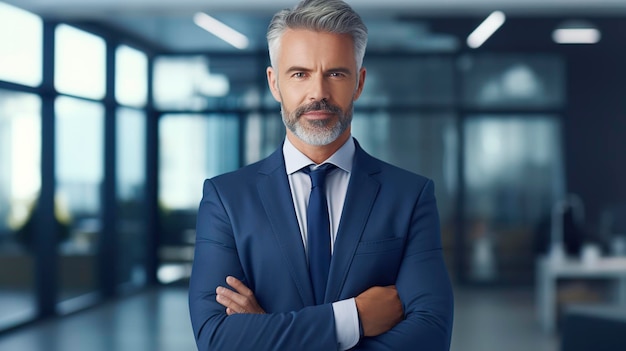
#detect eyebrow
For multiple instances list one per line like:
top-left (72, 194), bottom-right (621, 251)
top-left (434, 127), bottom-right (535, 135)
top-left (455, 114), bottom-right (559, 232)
top-left (284, 66), bottom-right (353, 75)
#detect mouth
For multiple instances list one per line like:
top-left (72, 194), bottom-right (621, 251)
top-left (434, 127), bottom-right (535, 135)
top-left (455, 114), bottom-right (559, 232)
top-left (301, 110), bottom-right (335, 120)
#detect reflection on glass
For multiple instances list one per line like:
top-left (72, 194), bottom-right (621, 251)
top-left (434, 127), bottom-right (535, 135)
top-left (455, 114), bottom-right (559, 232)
top-left (0, 2), bottom-right (42, 87)
top-left (0, 90), bottom-right (40, 329)
top-left (115, 45), bottom-right (148, 108)
top-left (463, 116), bottom-right (564, 284)
top-left (459, 54), bottom-right (565, 109)
top-left (359, 56), bottom-right (455, 106)
top-left (55, 24), bottom-right (106, 100)
top-left (158, 114), bottom-right (239, 283)
top-left (116, 107), bottom-right (147, 290)
top-left (244, 113), bottom-right (285, 165)
top-left (159, 114), bottom-right (239, 210)
top-left (352, 113), bottom-right (458, 272)
top-left (154, 56), bottom-right (261, 111)
top-left (55, 96), bottom-right (104, 306)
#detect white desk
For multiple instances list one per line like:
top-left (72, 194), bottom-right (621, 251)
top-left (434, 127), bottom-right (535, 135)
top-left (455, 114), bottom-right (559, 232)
top-left (536, 256), bottom-right (626, 332)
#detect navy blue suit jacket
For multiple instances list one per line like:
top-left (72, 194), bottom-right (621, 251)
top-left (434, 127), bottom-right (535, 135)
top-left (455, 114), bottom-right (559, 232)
top-left (189, 140), bottom-right (454, 350)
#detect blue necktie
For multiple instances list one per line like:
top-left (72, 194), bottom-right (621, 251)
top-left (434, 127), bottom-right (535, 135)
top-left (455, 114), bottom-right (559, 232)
top-left (303, 163), bottom-right (335, 305)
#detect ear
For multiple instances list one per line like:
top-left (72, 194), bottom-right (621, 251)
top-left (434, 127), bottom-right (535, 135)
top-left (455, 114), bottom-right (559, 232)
top-left (352, 67), bottom-right (367, 101)
top-left (266, 66), bottom-right (282, 102)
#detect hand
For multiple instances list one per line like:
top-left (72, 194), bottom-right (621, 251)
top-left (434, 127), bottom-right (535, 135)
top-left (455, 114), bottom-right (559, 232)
top-left (216, 276), bottom-right (265, 315)
top-left (355, 285), bottom-right (403, 337)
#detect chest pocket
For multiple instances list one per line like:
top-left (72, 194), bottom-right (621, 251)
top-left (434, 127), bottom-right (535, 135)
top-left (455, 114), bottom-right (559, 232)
top-left (348, 237), bottom-right (405, 290)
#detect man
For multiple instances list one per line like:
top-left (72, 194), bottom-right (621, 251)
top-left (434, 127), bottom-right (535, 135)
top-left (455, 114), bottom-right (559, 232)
top-left (188, 0), bottom-right (454, 350)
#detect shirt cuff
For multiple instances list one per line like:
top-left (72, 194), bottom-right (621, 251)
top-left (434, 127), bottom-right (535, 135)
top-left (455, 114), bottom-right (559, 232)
top-left (332, 298), bottom-right (360, 350)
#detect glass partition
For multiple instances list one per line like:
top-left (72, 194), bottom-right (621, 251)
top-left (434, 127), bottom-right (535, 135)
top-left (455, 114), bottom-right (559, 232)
top-left (55, 96), bottom-right (104, 310)
top-left (115, 45), bottom-right (148, 108)
top-left (459, 54), bottom-right (565, 109)
top-left (0, 2), bottom-right (42, 87)
top-left (154, 55), bottom-right (261, 111)
top-left (359, 56), bottom-right (455, 107)
top-left (244, 113), bottom-right (285, 165)
top-left (116, 107), bottom-right (148, 291)
top-left (463, 116), bottom-right (564, 284)
top-left (158, 114), bottom-right (239, 283)
top-left (0, 90), bottom-right (41, 329)
top-left (55, 24), bottom-right (106, 100)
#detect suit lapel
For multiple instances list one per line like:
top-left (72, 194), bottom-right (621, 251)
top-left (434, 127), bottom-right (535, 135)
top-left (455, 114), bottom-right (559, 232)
top-left (257, 148), bottom-right (315, 306)
top-left (325, 142), bottom-right (381, 302)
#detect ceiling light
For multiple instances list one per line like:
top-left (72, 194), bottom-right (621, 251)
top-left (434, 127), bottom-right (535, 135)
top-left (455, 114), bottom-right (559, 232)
top-left (467, 11), bottom-right (506, 49)
top-left (193, 12), bottom-right (249, 50)
top-left (552, 21), bottom-right (601, 44)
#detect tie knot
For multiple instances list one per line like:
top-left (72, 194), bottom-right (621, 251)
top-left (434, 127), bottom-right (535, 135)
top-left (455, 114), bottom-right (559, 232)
top-left (302, 163), bottom-right (336, 188)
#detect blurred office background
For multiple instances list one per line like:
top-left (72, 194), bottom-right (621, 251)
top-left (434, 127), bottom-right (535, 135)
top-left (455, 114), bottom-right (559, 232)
top-left (0, 0), bottom-right (625, 350)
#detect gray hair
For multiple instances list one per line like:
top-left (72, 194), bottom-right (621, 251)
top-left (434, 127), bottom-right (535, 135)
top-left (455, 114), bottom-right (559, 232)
top-left (267, 0), bottom-right (368, 70)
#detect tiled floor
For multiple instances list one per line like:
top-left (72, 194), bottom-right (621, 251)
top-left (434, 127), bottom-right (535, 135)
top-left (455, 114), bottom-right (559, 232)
top-left (0, 285), bottom-right (558, 351)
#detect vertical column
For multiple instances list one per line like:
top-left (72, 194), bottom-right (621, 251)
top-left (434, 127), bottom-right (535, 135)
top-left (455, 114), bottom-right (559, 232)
top-left (99, 40), bottom-right (117, 297)
top-left (145, 55), bottom-right (160, 286)
top-left (36, 20), bottom-right (58, 317)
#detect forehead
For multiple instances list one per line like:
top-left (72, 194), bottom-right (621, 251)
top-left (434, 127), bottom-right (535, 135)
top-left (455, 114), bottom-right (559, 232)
top-left (276, 29), bottom-right (356, 70)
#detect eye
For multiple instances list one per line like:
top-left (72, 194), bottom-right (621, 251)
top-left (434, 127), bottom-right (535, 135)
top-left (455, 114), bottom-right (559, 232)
top-left (329, 72), bottom-right (346, 78)
top-left (292, 72), bottom-right (306, 78)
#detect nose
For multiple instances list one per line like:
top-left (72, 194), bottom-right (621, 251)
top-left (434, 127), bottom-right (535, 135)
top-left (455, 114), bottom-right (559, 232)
top-left (308, 75), bottom-right (329, 101)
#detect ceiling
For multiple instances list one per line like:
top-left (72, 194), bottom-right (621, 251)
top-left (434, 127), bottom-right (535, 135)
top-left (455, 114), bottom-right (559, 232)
top-left (5, 0), bottom-right (626, 52)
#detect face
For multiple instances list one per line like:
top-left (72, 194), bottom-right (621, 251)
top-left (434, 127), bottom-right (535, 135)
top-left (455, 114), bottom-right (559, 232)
top-left (267, 29), bottom-right (366, 147)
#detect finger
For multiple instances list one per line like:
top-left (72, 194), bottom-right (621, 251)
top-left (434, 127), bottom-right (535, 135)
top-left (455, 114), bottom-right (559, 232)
top-left (216, 287), bottom-right (246, 313)
top-left (226, 276), bottom-right (253, 297)
top-left (217, 294), bottom-right (246, 314)
top-left (217, 285), bottom-right (252, 309)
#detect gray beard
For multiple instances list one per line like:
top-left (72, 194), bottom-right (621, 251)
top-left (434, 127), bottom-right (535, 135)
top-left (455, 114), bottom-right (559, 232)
top-left (281, 101), bottom-right (353, 146)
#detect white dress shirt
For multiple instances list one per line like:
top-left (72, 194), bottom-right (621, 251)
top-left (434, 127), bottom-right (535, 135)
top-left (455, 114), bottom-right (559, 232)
top-left (283, 136), bottom-right (360, 350)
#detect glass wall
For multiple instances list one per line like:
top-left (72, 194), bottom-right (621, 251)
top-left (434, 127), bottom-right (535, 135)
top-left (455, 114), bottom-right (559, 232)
top-left (459, 54), bottom-right (566, 284)
top-left (153, 55), bottom-right (260, 111)
top-left (463, 116), bottom-right (564, 284)
top-left (55, 24), bottom-right (106, 100)
top-left (54, 22), bottom-right (107, 311)
top-left (116, 107), bottom-right (147, 290)
top-left (0, 90), bottom-right (41, 329)
top-left (115, 45), bottom-right (148, 291)
top-left (55, 97), bottom-right (104, 310)
top-left (115, 45), bottom-right (148, 108)
top-left (157, 114), bottom-right (239, 283)
top-left (0, 0), bottom-right (43, 330)
top-left (0, 1), bottom-right (150, 331)
top-left (244, 113), bottom-right (285, 165)
top-left (459, 54), bottom-right (565, 109)
top-left (0, 2), bottom-right (42, 87)
top-left (359, 56), bottom-right (455, 107)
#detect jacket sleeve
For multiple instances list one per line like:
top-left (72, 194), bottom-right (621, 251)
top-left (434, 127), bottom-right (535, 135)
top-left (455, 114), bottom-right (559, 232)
top-left (353, 180), bottom-right (454, 351)
top-left (188, 179), bottom-right (339, 351)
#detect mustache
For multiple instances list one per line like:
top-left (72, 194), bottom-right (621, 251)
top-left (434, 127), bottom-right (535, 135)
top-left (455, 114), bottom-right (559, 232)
top-left (294, 99), bottom-right (342, 118)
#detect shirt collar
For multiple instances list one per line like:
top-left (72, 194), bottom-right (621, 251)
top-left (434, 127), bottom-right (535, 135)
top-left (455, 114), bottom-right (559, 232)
top-left (283, 136), bottom-right (355, 175)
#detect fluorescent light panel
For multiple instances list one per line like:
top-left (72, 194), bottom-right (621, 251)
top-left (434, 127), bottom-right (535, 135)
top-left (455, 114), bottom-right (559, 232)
top-left (552, 28), bottom-right (601, 44)
top-left (467, 11), bottom-right (506, 49)
top-left (194, 12), bottom-right (249, 50)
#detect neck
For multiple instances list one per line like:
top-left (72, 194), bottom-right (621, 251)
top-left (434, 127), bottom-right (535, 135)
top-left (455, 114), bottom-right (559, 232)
top-left (286, 130), bottom-right (351, 164)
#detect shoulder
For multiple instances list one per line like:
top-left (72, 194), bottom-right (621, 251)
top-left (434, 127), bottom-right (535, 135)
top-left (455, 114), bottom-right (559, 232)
top-left (207, 159), bottom-right (263, 190)
top-left (207, 147), bottom-right (283, 189)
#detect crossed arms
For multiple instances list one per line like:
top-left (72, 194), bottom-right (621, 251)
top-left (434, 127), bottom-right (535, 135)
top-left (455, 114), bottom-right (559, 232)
top-left (189, 177), bottom-right (454, 350)
top-left (216, 275), bottom-right (403, 337)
